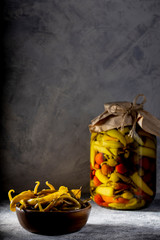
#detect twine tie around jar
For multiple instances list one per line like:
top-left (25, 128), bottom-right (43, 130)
top-left (108, 94), bottom-right (146, 137)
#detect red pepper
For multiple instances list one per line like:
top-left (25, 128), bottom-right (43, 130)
top-left (95, 153), bottom-right (104, 165)
top-left (115, 163), bottom-right (127, 174)
top-left (102, 195), bottom-right (129, 204)
top-left (90, 169), bottom-right (96, 179)
top-left (93, 176), bottom-right (102, 186)
top-left (114, 182), bottom-right (130, 190)
top-left (90, 172), bottom-right (93, 179)
top-left (101, 164), bottom-right (114, 175)
top-left (94, 163), bottom-right (100, 169)
top-left (142, 172), bottom-right (152, 183)
top-left (94, 194), bottom-right (104, 206)
top-left (102, 202), bottom-right (109, 207)
top-left (139, 157), bottom-right (150, 170)
top-left (90, 163), bottom-right (94, 170)
top-left (134, 188), bottom-right (152, 201)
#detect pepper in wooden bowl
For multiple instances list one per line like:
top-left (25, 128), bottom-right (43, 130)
top-left (8, 181), bottom-right (91, 235)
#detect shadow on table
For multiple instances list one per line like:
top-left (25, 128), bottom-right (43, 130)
top-left (81, 223), bottom-right (160, 240)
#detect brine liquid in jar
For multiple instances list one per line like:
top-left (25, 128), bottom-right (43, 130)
top-left (90, 126), bottom-right (156, 210)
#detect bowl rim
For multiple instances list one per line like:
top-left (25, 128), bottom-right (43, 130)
top-left (16, 202), bottom-right (91, 213)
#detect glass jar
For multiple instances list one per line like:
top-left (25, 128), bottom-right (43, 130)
top-left (90, 126), bottom-right (156, 210)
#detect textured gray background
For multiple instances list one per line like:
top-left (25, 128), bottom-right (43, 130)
top-left (1, 0), bottom-right (160, 199)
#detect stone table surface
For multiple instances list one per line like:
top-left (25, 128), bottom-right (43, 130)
top-left (1, 195), bottom-right (160, 240)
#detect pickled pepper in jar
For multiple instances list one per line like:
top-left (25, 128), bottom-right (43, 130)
top-left (90, 126), bottom-right (156, 209)
top-left (89, 95), bottom-right (160, 210)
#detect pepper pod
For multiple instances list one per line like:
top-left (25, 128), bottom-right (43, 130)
top-left (89, 94), bottom-right (160, 210)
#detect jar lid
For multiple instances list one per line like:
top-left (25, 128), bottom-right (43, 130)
top-left (89, 94), bottom-right (160, 137)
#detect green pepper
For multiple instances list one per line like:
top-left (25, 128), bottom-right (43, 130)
top-left (43, 199), bottom-right (57, 212)
top-left (60, 195), bottom-right (81, 209)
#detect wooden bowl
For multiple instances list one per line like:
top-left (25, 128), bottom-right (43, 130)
top-left (16, 203), bottom-right (91, 235)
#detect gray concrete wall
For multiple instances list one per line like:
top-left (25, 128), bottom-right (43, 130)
top-left (1, 0), bottom-right (160, 198)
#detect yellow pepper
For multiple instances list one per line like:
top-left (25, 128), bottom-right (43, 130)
top-left (121, 191), bottom-right (134, 200)
top-left (34, 181), bottom-right (40, 194)
top-left (107, 158), bottom-right (117, 167)
top-left (125, 135), bottom-right (134, 144)
top-left (102, 135), bottom-right (119, 142)
top-left (130, 172), bottom-right (153, 196)
top-left (27, 185), bottom-right (72, 206)
top-left (91, 132), bottom-right (98, 141)
top-left (135, 146), bottom-right (156, 158)
top-left (93, 144), bottom-right (113, 155)
top-left (138, 168), bottom-right (144, 177)
top-left (109, 171), bottom-right (120, 182)
top-left (45, 181), bottom-right (55, 190)
top-left (10, 190), bottom-right (35, 211)
top-left (58, 186), bottom-right (68, 194)
top-left (90, 142), bottom-right (96, 167)
top-left (106, 129), bottom-right (127, 147)
top-left (71, 189), bottom-right (81, 199)
top-left (100, 140), bottom-right (123, 149)
top-left (8, 182), bottom-right (85, 212)
top-left (143, 138), bottom-right (156, 149)
top-left (124, 150), bottom-right (130, 158)
top-left (96, 186), bottom-right (114, 197)
top-left (8, 189), bottom-right (15, 202)
top-left (19, 200), bottom-right (27, 210)
top-left (109, 198), bottom-right (145, 209)
top-left (38, 201), bottom-right (44, 212)
top-left (118, 127), bottom-right (131, 135)
top-left (109, 148), bottom-right (118, 156)
top-left (95, 169), bottom-right (109, 183)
